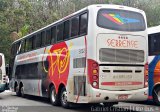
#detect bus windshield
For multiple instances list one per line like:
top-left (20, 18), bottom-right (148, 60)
top-left (97, 9), bottom-right (146, 31)
top-left (148, 33), bottom-right (160, 56)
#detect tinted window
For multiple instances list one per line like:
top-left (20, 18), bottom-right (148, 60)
top-left (149, 33), bottom-right (160, 56)
top-left (57, 23), bottom-right (64, 41)
top-left (71, 16), bottom-right (79, 37)
top-left (41, 31), bottom-right (46, 46)
top-left (35, 33), bottom-right (41, 48)
top-left (20, 40), bottom-right (25, 53)
top-left (46, 29), bottom-right (51, 45)
top-left (29, 37), bottom-right (33, 50)
top-left (51, 26), bottom-right (56, 44)
top-left (15, 63), bottom-right (39, 79)
top-left (97, 9), bottom-right (146, 31)
top-left (26, 37), bottom-right (32, 51)
top-left (80, 13), bottom-right (88, 35)
top-left (25, 39), bottom-right (29, 52)
top-left (32, 35), bottom-right (36, 49)
top-left (64, 20), bottom-right (70, 40)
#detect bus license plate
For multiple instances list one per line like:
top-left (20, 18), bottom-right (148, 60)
top-left (118, 94), bottom-right (128, 100)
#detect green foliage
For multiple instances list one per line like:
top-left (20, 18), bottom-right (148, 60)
top-left (0, 0), bottom-right (160, 63)
top-left (18, 24), bottom-right (30, 38)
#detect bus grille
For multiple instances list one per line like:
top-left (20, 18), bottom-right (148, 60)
top-left (99, 48), bottom-right (144, 63)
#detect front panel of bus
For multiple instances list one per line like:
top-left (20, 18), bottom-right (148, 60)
top-left (87, 6), bottom-right (148, 93)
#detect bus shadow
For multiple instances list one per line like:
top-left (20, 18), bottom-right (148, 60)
top-left (12, 94), bottom-right (51, 104)
top-left (12, 94), bottom-right (138, 112)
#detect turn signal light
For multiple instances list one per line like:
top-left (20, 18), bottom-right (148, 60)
top-left (93, 69), bottom-right (98, 74)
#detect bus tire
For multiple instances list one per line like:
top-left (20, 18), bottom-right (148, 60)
top-left (50, 86), bottom-right (60, 106)
top-left (60, 87), bottom-right (70, 108)
top-left (16, 86), bottom-right (21, 96)
top-left (153, 86), bottom-right (160, 105)
top-left (20, 86), bottom-right (25, 98)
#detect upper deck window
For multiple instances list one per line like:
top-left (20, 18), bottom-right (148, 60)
top-left (97, 9), bottom-right (146, 31)
top-left (57, 23), bottom-right (64, 41)
top-left (20, 40), bottom-right (25, 53)
top-left (71, 16), bottom-right (79, 37)
top-left (80, 13), bottom-right (88, 35)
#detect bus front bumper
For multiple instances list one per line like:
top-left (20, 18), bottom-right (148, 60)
top-left (88, 87), bottom-right (148, 103)
top-left (0, 84), bottom-right (6, 92)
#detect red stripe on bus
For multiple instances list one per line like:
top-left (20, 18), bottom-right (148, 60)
top-left (101, 81), bottom-right (143, 86)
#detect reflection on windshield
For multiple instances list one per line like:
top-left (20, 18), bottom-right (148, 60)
top-left (97, 9), bottom-right (146, 31)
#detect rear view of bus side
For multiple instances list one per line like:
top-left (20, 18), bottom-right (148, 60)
top-left (9, 5), bottom-right (148, 108)
top-left (148, 25), bottom-right (160, 105)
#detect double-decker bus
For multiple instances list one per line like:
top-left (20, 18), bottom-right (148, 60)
top-left (148, 25), bottom-right (160, 105)
top-left (9, 5), bottom-right (148, 108)
top-left (0, 53), bottom-right (7, 93)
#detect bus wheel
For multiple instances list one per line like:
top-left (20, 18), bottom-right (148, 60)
top-left (153, 87), bottom-right (160, 105)
top-left (16, 86), bottom-right (21, 96)
top-left (60, 87), bottom-right (70, 108)
top-left (103, 102), bottom-right (118, 107)
top-left (20, 86), bottom-right (25, 97)
top-left (50, 86), bottom-right (60, 106)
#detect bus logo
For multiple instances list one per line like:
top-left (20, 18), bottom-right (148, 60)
top-left (102, 13), bottom-right (140, 25)
top-left (106, 38), bottom-right (138, 48)
top-left (43, 42), bottom-right (72, 79)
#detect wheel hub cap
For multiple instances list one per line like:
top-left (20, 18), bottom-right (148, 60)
top-left (62, 91), bottom-right (67, 105)
top-left (51, 91), bottom-right (56, 102)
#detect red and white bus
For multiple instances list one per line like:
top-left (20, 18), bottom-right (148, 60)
top-left (9, 5), bottom-right (148, 108)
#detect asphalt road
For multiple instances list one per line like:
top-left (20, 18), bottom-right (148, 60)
top-left (0, 91), bottom-right (160, 112)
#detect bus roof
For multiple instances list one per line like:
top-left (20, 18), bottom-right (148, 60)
top-left (148, 25), bottom-right (160, 35)
top-left (12, 4), bottom-right (144, 44)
